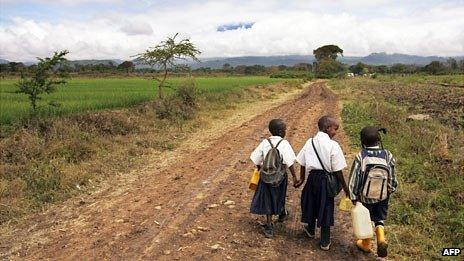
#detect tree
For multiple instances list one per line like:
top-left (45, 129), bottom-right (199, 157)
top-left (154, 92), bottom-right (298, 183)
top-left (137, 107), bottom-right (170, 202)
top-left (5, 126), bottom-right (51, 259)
top-left (424, 61), bottom-right (445, 75)
top-left (293, 63), bottom-right (312, 71)
top-left (390, 63), bottom-right (408, 74)
top-left (446, 58), bottom-right (458, 71)
top-left (313, 45), bottom-right (343, 62)
top-left (135, 33), bottom-right (201, 99)
top-left (118, 61), bottom-right (135, 74)
top-left (315, 59), bottom-right (344, 78)
top-left (313, 44), bottom-right (344, 77)
top-left (222, 63), bottom-right (232, 72)
top-left (16, 50), bottom-right (69, 114)
top-left (349, 62), bottom-right (366, 75)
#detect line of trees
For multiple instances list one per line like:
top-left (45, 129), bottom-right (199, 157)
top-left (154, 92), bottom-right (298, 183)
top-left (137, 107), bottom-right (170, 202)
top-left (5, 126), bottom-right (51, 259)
top-left (349, 58), bottom-right (464, 75)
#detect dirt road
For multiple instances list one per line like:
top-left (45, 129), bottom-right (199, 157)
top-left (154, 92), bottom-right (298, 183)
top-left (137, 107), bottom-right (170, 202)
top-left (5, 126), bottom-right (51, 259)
top-left (1, 82), bottom-right (369, 260)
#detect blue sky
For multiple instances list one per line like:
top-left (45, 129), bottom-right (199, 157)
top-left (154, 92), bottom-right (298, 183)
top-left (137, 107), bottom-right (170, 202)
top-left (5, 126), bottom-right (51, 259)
top-left (1, 0), bottom-right (463, 61)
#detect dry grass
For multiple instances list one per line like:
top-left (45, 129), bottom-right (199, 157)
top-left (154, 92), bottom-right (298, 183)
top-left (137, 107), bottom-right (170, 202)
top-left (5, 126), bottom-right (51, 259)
top-left (0, 80), bottom-right (302, 224)
top-left (330, 76), bottom-right (464, 259)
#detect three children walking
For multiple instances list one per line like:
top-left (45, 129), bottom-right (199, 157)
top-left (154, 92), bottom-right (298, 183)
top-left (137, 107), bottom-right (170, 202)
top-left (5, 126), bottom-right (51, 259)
top-left (249, 116), bottom-right (397, 258)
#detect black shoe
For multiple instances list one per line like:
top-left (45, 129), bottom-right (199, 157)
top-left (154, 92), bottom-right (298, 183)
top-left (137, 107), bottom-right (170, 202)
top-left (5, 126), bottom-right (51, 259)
top-left (320, 241), bottom-right (331, 251)
top-left (278, 209), bottom-right (290, 222)
top-left (303, 225), bottom-right (315, 238)
top-left (263, 224), bottom-right (274, 238)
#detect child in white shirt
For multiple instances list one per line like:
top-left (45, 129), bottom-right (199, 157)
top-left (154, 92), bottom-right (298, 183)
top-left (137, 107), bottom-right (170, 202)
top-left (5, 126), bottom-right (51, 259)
top-left (250, 119), bottom-right (299, 238)
top-left (295, 116), bottom-right (349, 250)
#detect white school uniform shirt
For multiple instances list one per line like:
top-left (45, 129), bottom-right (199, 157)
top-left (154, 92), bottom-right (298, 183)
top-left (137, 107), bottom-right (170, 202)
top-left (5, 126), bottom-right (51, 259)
top-left (296, 131), bottom-right (347, 174)
top-left (250, 136), bottom-right (296, 167)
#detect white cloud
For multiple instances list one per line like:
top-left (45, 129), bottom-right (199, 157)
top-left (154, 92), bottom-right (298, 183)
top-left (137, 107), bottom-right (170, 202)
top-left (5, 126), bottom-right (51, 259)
top-left (0, 0), bottom-right (463, 61)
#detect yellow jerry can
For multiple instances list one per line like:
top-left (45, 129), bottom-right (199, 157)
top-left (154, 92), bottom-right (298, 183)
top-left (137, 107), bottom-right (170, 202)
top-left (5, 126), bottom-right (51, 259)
top-left (249, 169), bottom-right (260, 191)
top-left (339, 196), bottom-right (352, 212)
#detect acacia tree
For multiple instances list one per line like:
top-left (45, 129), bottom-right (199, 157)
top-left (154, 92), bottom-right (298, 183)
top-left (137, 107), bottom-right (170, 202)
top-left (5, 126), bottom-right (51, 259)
top-left (135, 33), bottom-right (201, 99)
top-left (313, 45), bottom-right (344, 77)
top-left (313, 45), bottom-right (343, 62)
top-left (17, 50), bottom-right (69, 114)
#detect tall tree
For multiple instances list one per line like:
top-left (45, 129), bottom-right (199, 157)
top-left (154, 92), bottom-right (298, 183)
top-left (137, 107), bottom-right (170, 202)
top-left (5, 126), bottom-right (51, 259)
top-left (135, 33), bottom-right (201, 99)
top-left (313, 44), bottom-right (344, 77)
top-left (16, 50), bottom-right (69, 114)
top-left (313, 45), bottom-right (343, 62)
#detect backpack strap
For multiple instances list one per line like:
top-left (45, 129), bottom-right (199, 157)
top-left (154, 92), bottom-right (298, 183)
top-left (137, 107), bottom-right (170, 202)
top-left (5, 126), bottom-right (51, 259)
top-left (266, 138), bottom-right (274, 149)
top-left (275, 138), bottom-right (284, 149)
top-left (267, 138), bottom-right (284, 149)
top-left (311, 138), bottom-right (328, 173)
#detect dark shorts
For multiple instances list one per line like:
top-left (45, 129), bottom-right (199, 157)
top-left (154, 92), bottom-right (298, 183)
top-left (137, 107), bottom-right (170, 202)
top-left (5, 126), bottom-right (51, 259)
top-left (362, 198), bottom-right (389, 223)
top-left (301, 170), bottom-right (334, 227)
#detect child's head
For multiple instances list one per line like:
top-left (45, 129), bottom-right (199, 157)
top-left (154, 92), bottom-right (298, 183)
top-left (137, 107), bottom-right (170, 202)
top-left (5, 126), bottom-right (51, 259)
top-left (360, 126), bottom-right (386, 147)
top-left (269, 119), bottom-right (286, 138)
top-left (318, 115), bottom-right (339, 138)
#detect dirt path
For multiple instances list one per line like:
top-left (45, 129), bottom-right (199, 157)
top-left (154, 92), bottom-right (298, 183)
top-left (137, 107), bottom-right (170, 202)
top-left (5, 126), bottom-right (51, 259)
top-left (1, 82), bottom-right (370, 260)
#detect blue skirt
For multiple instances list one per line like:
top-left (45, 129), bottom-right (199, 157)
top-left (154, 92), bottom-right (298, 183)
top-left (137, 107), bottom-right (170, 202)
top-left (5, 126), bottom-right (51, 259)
top-left (250, 175), bottom-right (287, 215)
top-left (301, 170), bottom-right (334, 227)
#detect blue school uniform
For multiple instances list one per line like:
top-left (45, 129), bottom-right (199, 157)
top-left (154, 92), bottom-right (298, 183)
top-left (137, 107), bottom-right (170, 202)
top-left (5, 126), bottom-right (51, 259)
top-left (249, 136), bottom-right (296, 216)
top-left (250, 175), bottom-right (288, 215)
top-left (297, 132), bottom-right (347, 227)
top-left (301, 169), bottom-right (335, 227)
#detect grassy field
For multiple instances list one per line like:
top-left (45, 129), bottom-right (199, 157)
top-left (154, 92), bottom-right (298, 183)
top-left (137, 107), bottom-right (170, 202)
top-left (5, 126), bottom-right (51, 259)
top-left (330, 75), bottom-right (463, 259)
top-left (0, 77), bottom-right (301, 223)
top-left (0, 76), bottom-right (286, 125)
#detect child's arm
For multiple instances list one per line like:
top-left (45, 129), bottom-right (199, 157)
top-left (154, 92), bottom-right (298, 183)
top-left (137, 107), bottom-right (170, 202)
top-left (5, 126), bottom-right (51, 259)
top-left (335, 170), bottom-right (349, 196)
top-left (295, 165), bottom-right (305, 188)
top-left (348, 157), bottom-right (361, 202)
top-left (388, 153), bottom-right (398, 194)
top-left (287, 164), bottom-right (299, 187)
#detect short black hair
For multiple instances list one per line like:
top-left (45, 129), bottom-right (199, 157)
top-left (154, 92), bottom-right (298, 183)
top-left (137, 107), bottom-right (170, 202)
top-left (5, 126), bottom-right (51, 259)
top-left (360, 126), bottom-right (382, 147)
top-left (318, 115), bottom-right (337, 132)
top-left (269, 119), bottom-right (286, 136)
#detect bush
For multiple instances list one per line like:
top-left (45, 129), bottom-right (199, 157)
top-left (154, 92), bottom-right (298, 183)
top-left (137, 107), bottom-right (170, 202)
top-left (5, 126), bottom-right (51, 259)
top-left (154, 80), bottom-right (198, 121)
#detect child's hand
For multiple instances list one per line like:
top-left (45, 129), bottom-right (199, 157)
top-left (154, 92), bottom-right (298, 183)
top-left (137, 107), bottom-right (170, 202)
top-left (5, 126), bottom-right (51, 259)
top-left (292, 176), bottom-right (298, 187)
top-left (294, 179), bottom-right (304, 188)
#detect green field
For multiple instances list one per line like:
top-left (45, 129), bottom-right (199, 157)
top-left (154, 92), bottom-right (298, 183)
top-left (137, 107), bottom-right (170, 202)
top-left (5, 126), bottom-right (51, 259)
top-left (0, 76), bottom-right (286, 125)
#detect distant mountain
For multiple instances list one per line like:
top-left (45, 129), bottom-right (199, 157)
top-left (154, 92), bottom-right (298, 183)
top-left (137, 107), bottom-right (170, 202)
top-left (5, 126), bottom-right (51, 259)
top-left (191, 55), bottom-right (315, 68)
top-left (189, 53), bottom-right (462, 69)
top-left (355, 52), bottom-right (453, 65)
top-left (2, 53), bottom-right (463, 69)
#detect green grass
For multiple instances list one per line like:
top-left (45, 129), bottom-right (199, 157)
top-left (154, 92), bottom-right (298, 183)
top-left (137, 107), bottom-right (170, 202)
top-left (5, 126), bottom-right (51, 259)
top-left (330, 75), bottom-right (464, 259)
top-left (0, 76), bottom-right (286, 125)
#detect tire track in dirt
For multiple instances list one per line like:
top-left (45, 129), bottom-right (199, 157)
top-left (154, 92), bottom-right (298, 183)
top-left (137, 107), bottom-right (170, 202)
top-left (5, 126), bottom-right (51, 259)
top-left (1, 82), bottom-right (369, 260)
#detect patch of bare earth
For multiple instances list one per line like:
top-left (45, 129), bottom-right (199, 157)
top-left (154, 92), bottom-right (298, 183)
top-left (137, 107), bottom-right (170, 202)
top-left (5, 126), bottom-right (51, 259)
top-left (0, 82), bottom-right (370, 260)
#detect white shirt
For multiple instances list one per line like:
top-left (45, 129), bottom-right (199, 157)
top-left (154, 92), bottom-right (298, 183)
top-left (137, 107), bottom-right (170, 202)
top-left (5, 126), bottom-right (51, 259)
top-left (250, 136), bottom-right (296, 167)
top-left (296, 131), bottom-right (347, 174)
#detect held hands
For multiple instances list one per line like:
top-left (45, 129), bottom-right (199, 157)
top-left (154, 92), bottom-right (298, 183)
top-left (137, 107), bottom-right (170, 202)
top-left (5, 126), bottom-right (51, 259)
top-left (293, 176), bottom-right (304, 188)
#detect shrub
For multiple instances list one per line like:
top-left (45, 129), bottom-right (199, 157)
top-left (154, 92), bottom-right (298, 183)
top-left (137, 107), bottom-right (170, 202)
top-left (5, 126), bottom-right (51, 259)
top-left (154, 80), bottom-right (198, 121)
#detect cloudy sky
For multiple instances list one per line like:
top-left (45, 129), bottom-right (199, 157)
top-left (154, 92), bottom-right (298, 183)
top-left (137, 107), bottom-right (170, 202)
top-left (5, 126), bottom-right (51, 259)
top-left (1, 0), bottom-right (463, 61)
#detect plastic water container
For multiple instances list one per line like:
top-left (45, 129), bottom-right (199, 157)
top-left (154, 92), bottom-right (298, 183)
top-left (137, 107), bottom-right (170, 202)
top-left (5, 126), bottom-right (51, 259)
top-left (249, 169), bottom-right (260, 191)
top-left (339, 196), bottom-right (352, 212)
top-left (351, 202), bottom-right (374, 239)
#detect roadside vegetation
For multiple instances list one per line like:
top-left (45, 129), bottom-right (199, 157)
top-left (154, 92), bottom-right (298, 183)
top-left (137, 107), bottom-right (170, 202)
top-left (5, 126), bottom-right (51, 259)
top-left (0, 77), bottom-right (302, 224)
top-left (0, 76), bottom-right (285, 126)
top-left (330, 75), bottom-right (464, 259)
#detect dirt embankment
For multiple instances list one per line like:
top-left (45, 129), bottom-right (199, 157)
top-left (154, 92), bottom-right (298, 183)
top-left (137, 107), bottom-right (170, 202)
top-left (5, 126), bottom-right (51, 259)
top-left (1, 82), bottom-right (368, 260)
